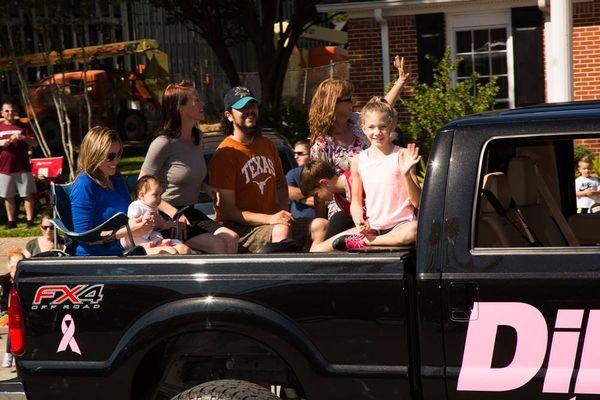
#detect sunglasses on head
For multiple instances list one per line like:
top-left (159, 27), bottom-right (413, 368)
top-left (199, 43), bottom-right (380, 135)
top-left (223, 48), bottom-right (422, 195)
top-left (40, 225), bottom-right (54, 231)
top-left (106, 150), bottom-right (122, 162)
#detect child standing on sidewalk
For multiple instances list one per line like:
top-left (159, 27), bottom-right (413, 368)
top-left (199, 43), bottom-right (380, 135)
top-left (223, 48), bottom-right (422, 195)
top-left (311, 97), bottom-right (421, 252)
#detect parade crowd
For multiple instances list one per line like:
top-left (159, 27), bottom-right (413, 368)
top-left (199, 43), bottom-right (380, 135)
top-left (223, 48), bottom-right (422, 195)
top-left (1, 55), bottom-right (597, 258)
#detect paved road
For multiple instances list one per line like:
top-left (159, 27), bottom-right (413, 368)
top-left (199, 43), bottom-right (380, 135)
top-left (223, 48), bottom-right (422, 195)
top-left (0, 238), bottom-right (44, 383)
top-left (0, 327), bottom-right (17, 381)
top-left (0, 237), bottom-right (34, 270)
top-left (0, 235), bottom-right (32, 383)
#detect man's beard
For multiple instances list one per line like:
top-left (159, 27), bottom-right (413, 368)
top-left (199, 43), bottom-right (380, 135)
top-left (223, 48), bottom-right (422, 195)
top-left (235, 115), bottom-right (261, 140)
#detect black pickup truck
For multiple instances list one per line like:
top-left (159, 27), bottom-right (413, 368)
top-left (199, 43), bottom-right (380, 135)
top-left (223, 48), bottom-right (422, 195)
top-left (6, 101), bottom-right (600, 400)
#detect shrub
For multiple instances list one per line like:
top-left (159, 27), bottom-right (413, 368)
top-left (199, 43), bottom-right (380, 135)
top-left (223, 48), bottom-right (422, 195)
top-left (261, 100), bottom-right (309, 144)
top-left (574, 144), bottom-right (595, 164)
top-left (396, 48), bottom-right (499, 154)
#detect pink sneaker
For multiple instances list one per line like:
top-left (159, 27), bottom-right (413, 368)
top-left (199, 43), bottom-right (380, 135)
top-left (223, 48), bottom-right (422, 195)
top-left (332, 234), bottom-right (367, 251)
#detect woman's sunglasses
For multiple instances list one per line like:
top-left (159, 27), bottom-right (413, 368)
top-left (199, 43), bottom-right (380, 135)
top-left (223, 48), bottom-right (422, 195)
top-left (337, 96), bottom-right (352, 104)
top-left (294, 151), bottom-right (308, 156)
top-left (40, 225), bottom-right (54, 231)
top-left (106, 150), bottom-right (123, 162)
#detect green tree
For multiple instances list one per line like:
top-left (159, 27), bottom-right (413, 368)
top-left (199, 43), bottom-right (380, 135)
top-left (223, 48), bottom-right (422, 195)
top-left (1, 0), bottom-right (121, 178)
top-left (399, 48), bottom-right (499, 153)
top-left (147, 0), bottom-right (323, 110)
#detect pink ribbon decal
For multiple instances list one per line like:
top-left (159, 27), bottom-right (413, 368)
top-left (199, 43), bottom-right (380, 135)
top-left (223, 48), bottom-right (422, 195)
top-left (57, 314), bottom-right (81, 355)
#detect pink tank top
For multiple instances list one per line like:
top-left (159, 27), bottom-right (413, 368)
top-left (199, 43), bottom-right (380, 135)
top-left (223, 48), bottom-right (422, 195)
top-left (357, 146), bottom-right (415, 230)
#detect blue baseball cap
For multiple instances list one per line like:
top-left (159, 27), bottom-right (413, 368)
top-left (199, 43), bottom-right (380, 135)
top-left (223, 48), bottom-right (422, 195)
top-left (224, 86), bottom-right (258, 110)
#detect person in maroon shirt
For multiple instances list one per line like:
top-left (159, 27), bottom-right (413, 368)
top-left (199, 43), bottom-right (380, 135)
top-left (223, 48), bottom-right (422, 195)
top-left (0, 101), bottom-right (37, 228)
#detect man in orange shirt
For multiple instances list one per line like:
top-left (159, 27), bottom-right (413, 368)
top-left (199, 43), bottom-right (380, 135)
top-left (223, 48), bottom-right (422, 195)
top-left (209, 87), bottom-right (327, 253)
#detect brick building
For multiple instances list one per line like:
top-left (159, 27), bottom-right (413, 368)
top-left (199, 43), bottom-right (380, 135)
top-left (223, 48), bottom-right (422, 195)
top-left (319, 0), bottom-right (600, 153)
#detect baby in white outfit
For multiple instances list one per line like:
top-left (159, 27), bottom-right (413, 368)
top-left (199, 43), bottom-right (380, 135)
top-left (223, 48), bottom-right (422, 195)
top-left (121, 175), bottom-right (191, 255)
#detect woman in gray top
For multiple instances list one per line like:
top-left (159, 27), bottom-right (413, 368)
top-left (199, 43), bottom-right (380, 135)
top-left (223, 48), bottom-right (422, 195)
top-left (139, 81), bottom-right (238, 253)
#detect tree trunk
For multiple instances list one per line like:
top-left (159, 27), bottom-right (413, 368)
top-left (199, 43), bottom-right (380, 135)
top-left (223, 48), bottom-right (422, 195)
top-left (203, 38), bottom-right (241, 87)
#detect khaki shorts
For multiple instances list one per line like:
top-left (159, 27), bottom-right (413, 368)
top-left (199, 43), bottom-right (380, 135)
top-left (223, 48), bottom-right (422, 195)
top-left (0, 172), bottom-right (36, 198)
top-left (225, 217), bottom-right (314, 253)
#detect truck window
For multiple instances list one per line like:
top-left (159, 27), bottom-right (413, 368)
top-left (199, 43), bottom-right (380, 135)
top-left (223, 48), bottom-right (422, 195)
top-left (474, 134), bottom-right (600, 248)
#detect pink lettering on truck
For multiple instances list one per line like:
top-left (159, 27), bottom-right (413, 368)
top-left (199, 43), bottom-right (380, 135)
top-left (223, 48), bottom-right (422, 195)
top-left (457, 302), bottom-right (600, 396)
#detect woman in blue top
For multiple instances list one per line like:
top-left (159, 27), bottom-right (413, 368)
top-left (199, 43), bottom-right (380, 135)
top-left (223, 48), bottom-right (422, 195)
top-left (70, 126), bottom-right (149, 256)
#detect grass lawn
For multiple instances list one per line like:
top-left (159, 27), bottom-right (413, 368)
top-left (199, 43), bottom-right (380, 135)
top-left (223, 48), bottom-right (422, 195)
top-left (0, 143), bottom-right (148, 238)
top-left (120, 143), bottom-right (147, 177)
top-left (0, 218), bottom-right (41, 237)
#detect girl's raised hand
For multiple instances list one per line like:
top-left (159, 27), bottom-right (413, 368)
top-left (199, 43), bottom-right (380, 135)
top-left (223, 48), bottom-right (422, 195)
top-left (399, 143), bottom-right (421, 176)
top-left (393, 56), bottom-right (409, 87)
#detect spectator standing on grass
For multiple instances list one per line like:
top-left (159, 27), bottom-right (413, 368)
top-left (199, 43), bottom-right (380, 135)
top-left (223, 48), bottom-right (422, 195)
top-left (25, 208), bottom-right (64, 256)
top-left (139, 81), bottom-right (238, 254)
top-left (308, 56), bottom-right (409, 239)
top-left (286, 139), bottom-right (318, 219)
top-left (0, 101), bottom-right (37, 229)
top-left (209, 86), bottom-right (327, 253)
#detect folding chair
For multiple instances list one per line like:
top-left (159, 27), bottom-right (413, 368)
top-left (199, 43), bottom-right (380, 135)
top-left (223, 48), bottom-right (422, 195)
top-left (51, 182), bottom-right (145, 256)
top-left (31, 157), bottom-right (64, 180)
top-left (30, 157), bottom-right (65, 207)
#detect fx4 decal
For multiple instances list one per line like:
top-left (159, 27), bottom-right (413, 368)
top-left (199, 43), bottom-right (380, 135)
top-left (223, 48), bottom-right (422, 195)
top-left (32, 284), bottom-right (104, 310)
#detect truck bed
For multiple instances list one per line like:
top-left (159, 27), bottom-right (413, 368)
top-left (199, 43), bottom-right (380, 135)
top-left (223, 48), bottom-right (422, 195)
top-left (15, 250), bottom-right (416, 400)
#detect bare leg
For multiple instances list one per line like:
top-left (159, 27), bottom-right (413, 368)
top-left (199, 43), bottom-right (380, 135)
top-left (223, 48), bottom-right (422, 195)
top-left (144, 245), bottom-right (178, 255)
top-left (4, 197), bottom-right (16, 222)
top-left (173, 243), bottom-right (192, 255)
top-left (185, 232), bottom-right (228, 254)
top-left (214, 226), bottom-right (239, 254)
top-left (365, 221), bottom-right (417, 246)
top-left (308, 218), bottom-right (328, 251)
top-left (24, 195), bottom-right (35, 221)
top-left (310, 227), bottom-right (359, 253)
top-left (271, 224), bottom-right (290, 243)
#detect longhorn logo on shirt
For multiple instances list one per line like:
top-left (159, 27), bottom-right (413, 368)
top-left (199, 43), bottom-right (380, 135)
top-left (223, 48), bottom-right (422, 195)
top-left (241, 156), bottom-right (276, 195)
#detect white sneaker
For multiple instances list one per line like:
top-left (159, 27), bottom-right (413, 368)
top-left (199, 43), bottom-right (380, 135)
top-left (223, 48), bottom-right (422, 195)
top-left (1, 353), bottom-right (12, 368)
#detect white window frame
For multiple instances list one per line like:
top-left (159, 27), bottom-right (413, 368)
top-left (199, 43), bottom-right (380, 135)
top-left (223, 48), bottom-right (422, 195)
top-left (446, 10), bottom-right (515, 109)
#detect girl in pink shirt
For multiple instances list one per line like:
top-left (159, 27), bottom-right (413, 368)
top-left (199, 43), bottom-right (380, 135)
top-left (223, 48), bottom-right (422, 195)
top-left (311, 97), bottom-right (421, 252)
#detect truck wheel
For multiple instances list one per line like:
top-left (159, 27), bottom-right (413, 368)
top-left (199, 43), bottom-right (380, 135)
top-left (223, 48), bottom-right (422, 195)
top-left (118, 109), bottom-right (147, 141)
top-left (170, 380), bottom-right (279, 400)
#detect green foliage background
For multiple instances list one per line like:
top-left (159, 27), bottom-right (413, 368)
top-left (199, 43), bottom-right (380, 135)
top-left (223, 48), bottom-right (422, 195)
top-left (392, 49), bottom-right (499, 154)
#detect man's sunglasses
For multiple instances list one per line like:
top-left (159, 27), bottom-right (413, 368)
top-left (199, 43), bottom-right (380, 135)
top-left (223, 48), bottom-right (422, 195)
top-left (106, 150), bottom-right (123, 162)
top-left (294, 151), bottom-right (308, 156)
top-left (40, 225), bottom-right (54, 231)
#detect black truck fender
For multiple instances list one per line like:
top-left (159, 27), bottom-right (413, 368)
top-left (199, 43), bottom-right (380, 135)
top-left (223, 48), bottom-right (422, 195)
top-left (113, 296), bottom-right (327, 398)
top-left (120, 295), bottom-right (411, 399)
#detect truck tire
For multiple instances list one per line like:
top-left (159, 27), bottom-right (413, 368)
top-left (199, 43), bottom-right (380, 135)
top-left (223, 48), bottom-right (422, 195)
top-left (117, 109), bottom-right (147, 141)
top-left (170, 380), bottom-right (279, 400)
